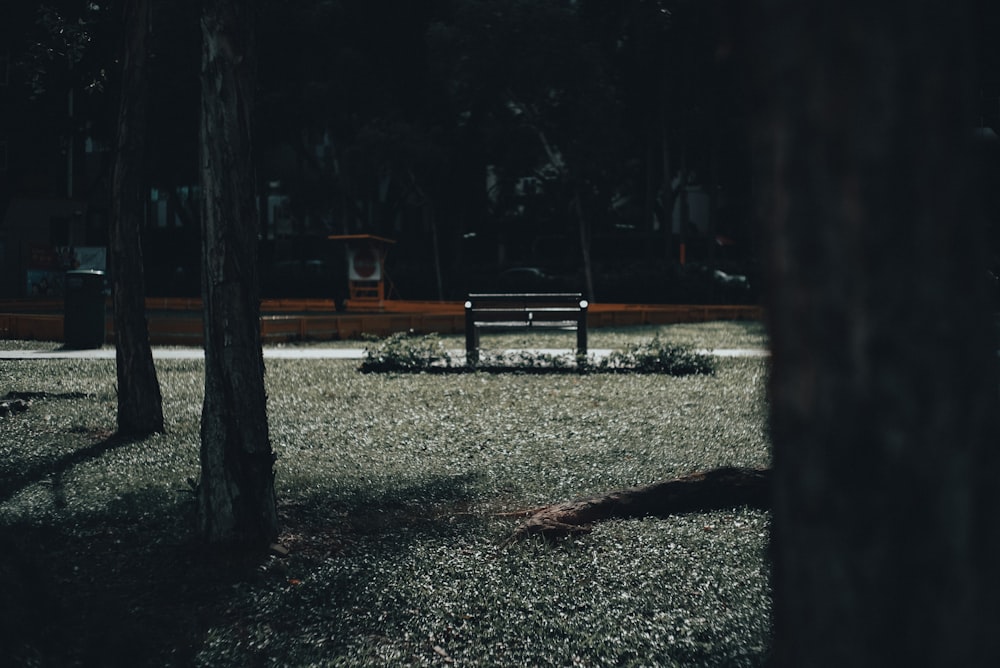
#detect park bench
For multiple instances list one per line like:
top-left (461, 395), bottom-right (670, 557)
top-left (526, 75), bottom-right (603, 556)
top-left (464, 292), bottom-right (589, 365)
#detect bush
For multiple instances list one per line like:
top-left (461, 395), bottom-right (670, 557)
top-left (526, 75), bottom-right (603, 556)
top-left (359, 332), bottom-right (455, 373)
top-left (360, 333), bottom-right (715, 375)
top-left (596, 335), bottom-right (716, 376)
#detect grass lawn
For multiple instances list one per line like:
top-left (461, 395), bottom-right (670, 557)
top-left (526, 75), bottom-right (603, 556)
top-left (0, 321), bottom-right (772, 667)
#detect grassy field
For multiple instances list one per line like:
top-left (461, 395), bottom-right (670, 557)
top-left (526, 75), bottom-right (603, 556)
top-left (0, 321), bottom-right (772, 666)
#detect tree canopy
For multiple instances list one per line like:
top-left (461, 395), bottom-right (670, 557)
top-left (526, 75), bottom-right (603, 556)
top-left (6, 0), bottom-right (771, 300)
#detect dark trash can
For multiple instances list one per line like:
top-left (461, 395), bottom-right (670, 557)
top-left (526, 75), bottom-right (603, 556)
top-left (64, 270), bottom-right (107, 349)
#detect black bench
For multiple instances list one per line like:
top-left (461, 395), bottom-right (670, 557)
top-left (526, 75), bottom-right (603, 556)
top-left (464, 293), bottom-right (589, 365)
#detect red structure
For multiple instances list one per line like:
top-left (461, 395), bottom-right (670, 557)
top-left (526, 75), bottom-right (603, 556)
top-left (327, 234), bottom-right (396, 309)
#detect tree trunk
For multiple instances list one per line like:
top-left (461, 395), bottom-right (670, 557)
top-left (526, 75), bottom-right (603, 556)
top-left (197, 0), bottom-right (277, 546)
top-left (677, 149), bottom-right (690, 265)
top-left (660, 76), bottom-right (675, 263)
top-left (511, 467), bottom-right (770, 541)
top-left (754, 1), bottom-right (1000, 665)
top-left (573, 188), bottom-right (596, 302)
top-left (110, 0), bottom-right (164, 437)
top-left (423, 195), bottom-right (444, 302)
top-left (644, 138), bottom-right (656, 243)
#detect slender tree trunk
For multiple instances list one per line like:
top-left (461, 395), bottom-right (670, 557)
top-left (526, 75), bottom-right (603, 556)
top-left (660, 111), bottom-right (675, 262)
top-left (110, 0), bottom-right (163, 437)
top-left (644, 135), bottom-right (656, 245)
top-left (198, 0), bottom-right (277, 546)
top-left (573, 188), bottom-right (596, 302)
top-left (426, 199), bottom-right (445, 302)
top-left (707, 130), bottom-right (720, 275)
top-left (677, 149), bottom-right (689, 265)
top-left (755, 1), bottom-right (1000, 665)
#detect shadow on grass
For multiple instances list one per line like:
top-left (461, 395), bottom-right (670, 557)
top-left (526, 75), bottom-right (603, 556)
top-left (211, 473), bottom-right (497, 664)
top-left (278, 471), bottom-right (488, 550)
top-left (0, 429), bottom-right (141, 506)
top-left (1, 471), bottom-right (492, 666)
top-left (0, 489), bottom-right (219, 667)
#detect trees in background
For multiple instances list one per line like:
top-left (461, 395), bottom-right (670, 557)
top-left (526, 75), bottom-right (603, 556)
top-left (7, 0), bottom-right (758, 300)
top-left (755, 1), bottom-right (1000, 664)
top-left (427, 0), bottom-right (624, 298)
top-left (8, 1), bottom-right (117, 206)
top-left (15, 1), bottom-right (999, 302)
top-left (246, 0), bottom-right (749, 300)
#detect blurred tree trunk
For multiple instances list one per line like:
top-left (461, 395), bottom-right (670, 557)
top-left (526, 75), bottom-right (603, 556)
top-left (754, 1), bottom-right (1000, 665)
top-left (197, 0), bottom-right (277, 545)
top-left (110, 0), bottom-right (164, 437)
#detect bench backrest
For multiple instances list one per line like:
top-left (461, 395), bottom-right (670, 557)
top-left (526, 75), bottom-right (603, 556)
top-left (465, 293), bottom-right (587, 323)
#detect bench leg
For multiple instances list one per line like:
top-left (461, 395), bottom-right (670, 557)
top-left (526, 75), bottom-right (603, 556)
top-left (464, 307), bottom-right (479, 366)
top-left (466, 332), bottom-right (480, 366)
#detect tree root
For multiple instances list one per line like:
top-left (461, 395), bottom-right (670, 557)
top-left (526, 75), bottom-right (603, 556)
top-left (509, 466), bottom-right (772, 542)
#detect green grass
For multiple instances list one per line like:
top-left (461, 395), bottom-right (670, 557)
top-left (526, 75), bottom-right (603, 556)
top-left (0, 322), bottom-right (771, 666)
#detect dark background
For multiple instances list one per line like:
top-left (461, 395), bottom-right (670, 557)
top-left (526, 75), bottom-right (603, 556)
top-left (1, 0), bottom-right (997, 304)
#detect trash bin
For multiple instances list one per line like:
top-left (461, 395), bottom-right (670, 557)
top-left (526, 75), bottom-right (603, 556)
top-left (64, 270), bottom-right (107, 349)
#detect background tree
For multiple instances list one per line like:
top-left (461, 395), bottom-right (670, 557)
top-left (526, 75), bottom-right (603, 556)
top-left (754, 1), bottom-right (1000, 664)
top-left (110, 0), bottom-right (164, 437)
top-left (11, 1), bottom-right (118, 204)
top-left (141, 0), bottom-right (203, 297)
top-left (579, 0), bottom-right (688, 255)
top-left (428, 0), bottom-right (624, 295)
top-left (197, 0), bottom-right (277, 545)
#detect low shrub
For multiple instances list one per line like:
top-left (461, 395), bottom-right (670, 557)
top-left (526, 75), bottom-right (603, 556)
top-left (360, 333), bottom-right (715, 375)
top-left (596, 335), bottom-right (716, 376)
top-left (359, 332), bottom-right (455, 372)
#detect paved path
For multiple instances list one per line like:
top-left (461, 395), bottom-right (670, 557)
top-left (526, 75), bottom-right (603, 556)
top-left (0, 347), bottom-right (770, 361)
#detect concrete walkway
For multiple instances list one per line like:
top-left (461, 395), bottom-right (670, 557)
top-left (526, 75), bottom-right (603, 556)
top-left (0, 347), bottom-right (770, 361)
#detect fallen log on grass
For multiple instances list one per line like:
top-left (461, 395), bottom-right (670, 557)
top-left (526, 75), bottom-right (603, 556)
top-left (510, 466), bottom-right (772, 541)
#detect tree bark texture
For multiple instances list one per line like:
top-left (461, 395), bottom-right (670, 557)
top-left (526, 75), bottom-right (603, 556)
top-left (753, 2), bottom-right (1000, 665)
top-left (110, 0), bottom-right (164, 437)
top-left (198, 0), bottom-right (277, 545)
top-left (511, 467), bottom-right (770, 541)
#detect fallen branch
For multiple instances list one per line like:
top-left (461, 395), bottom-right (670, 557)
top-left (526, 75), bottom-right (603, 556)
top-left (509, 466), bottom-right (771, 541)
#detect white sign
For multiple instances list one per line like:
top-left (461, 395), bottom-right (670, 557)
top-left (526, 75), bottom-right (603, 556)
top-left (347, 246), bottom-right (381, 281)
